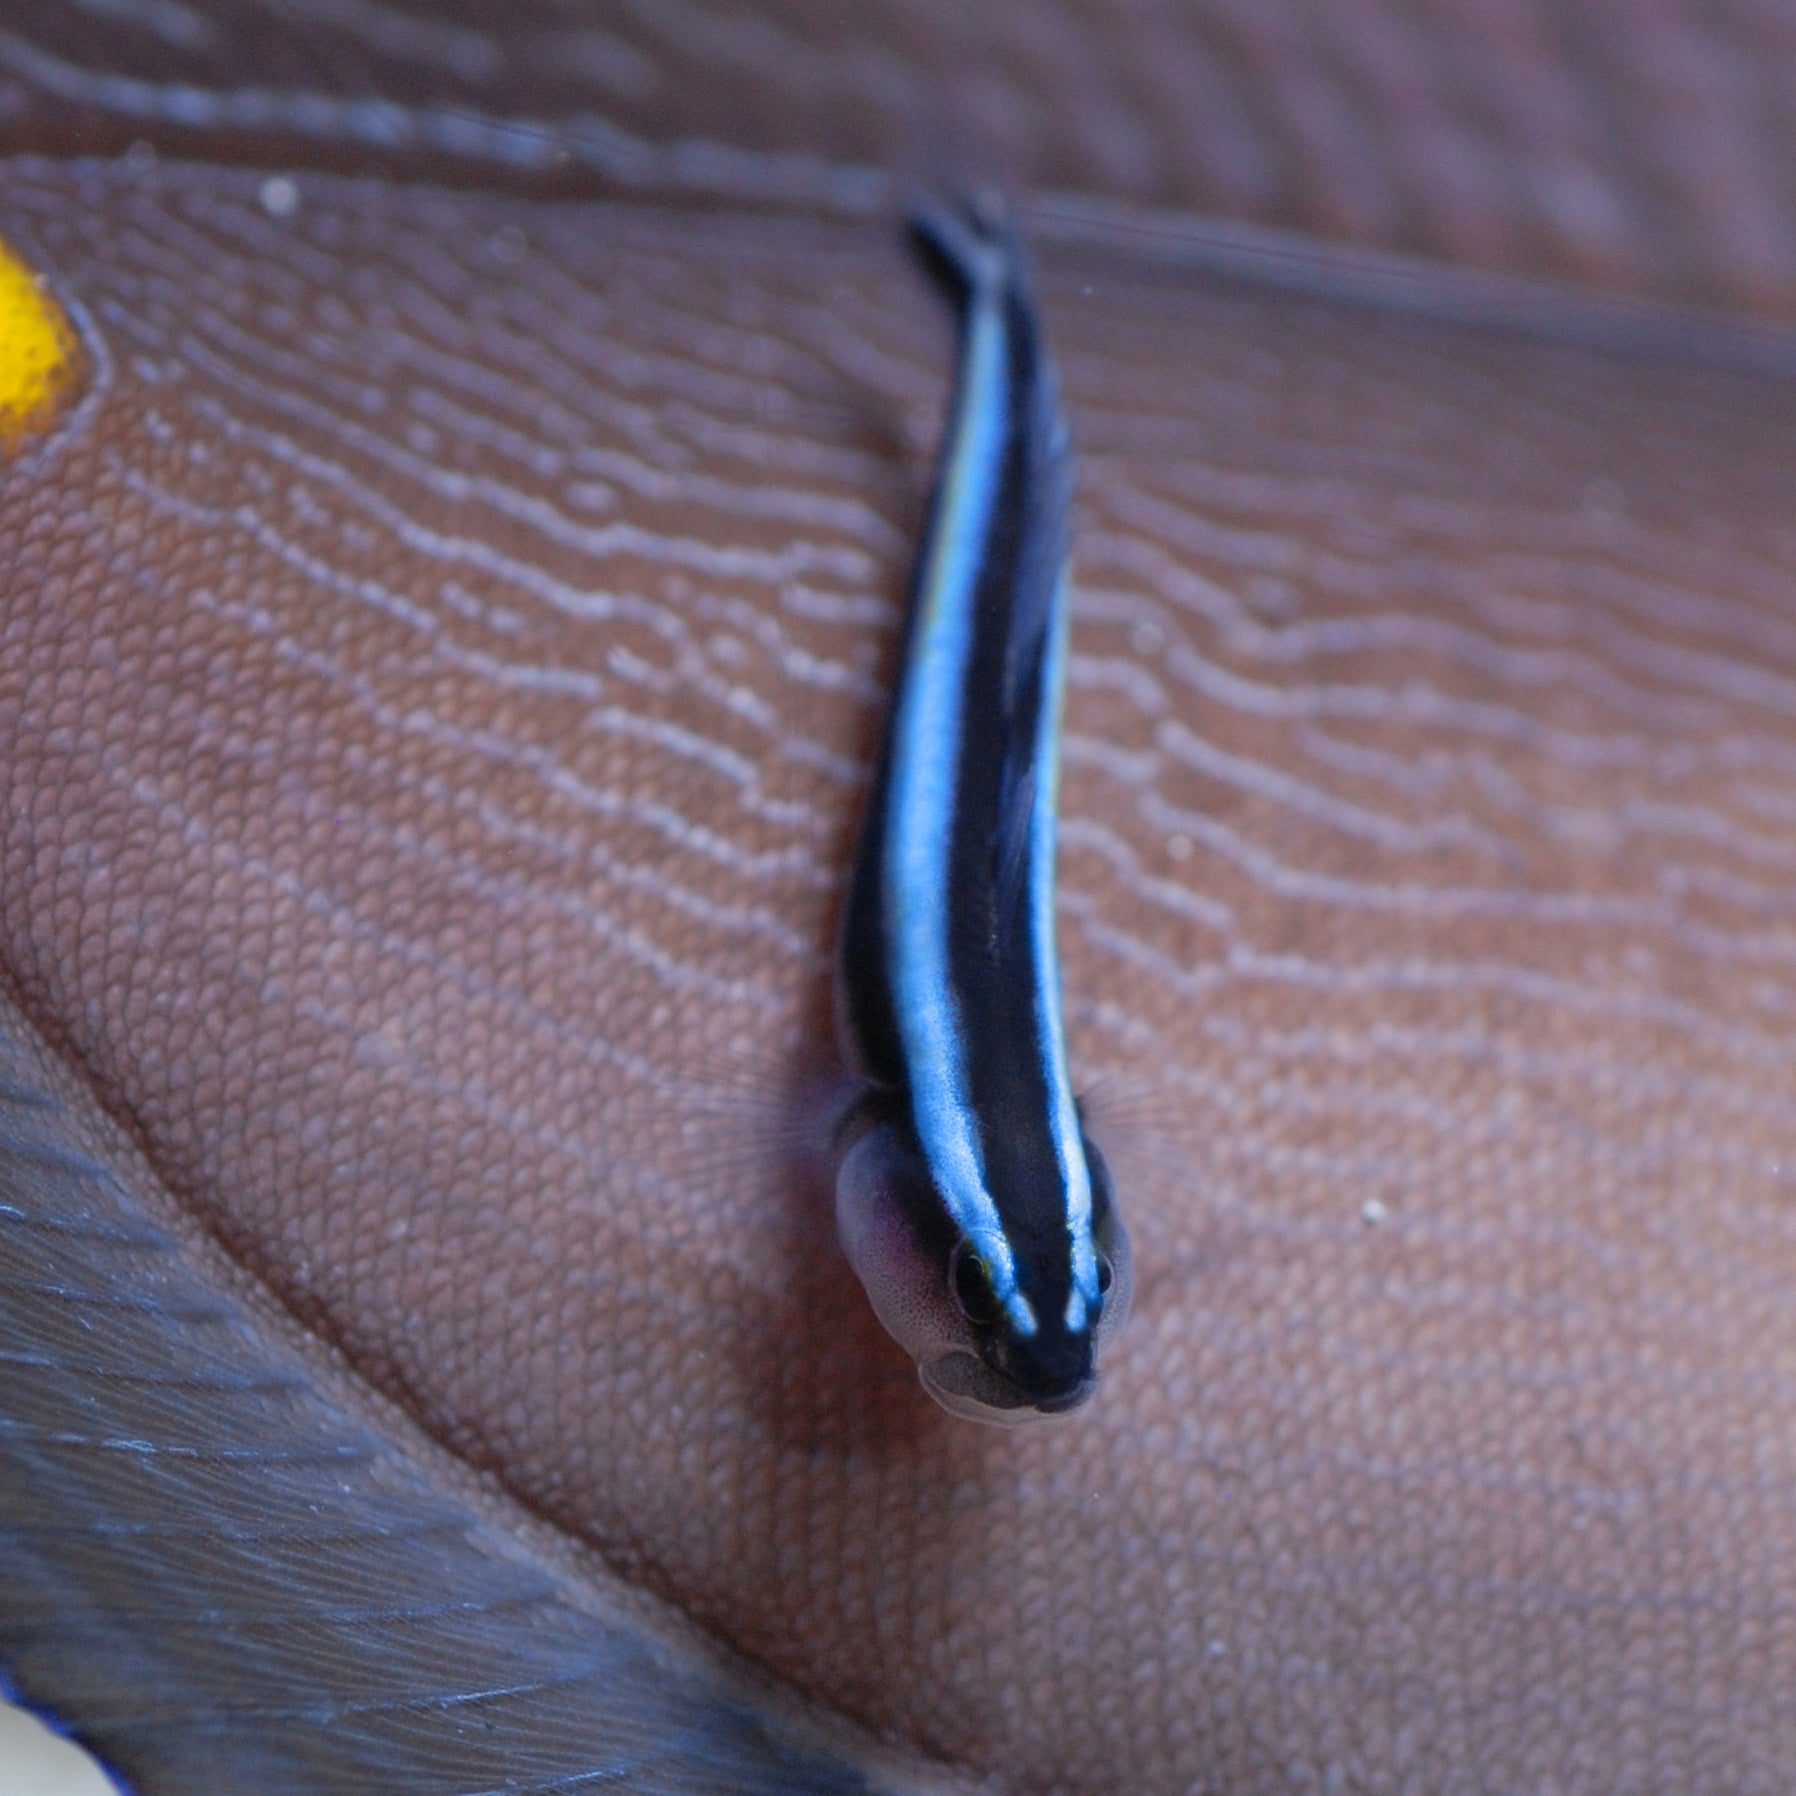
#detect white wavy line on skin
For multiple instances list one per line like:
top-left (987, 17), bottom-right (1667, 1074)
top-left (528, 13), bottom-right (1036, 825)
top-left (1076, 610), bottom-right (1796, 783)
top-left (1058, 900), bottom-right (1796, 1064)
top-left (342, 269), bottom-right (902, 531)
top-left (431, 582), bottom-right (530, 639)
top-left (1088, 526), bottom-right (1754, 732)
top-left (163, 565), bottom-right (839, 890)
top-left (1460, 757), bottom-right (1796, 881)
top-left (404, 213), bottom-right (862, 402)
top-left (581, 705), bottom-right (824, 824)
top-left (359, 199), bottom-right (901, 441)
top-left (398, 382), bottom-right (616, 488)
top-left (1290, 725), bottom-right (1458, 797)
top-left (1152, 723), bottom-right (1796, 890)
top-left (1111, 584), bottom-right (1736, 748)
top-left (1058, 731), bottom-right (1157, 788)
top-left (1297, 723), bottom-right (1796, 858)
top-left (778, 734), bottom-right (874, 792)
top-left (438, 267), bottom-right (886, 455)
top-left (1094, 457), bottom-right (1796, 663)
top-left (406, 379), bottom-right (904, 548)
top-left (94, 648), bottom-right (813, 1018)
top-left (1110, 811), bottom-right (1796, 972)
top-left (64, 0), bottom-right (217, 54)
top-left (1418, 566), bottom-right (1796, 717)
top-left (1175, 1016), bottom-right (1796, 1130)
top-left (452, 781), bottom-right (821, 961)
top-left (1147, 720), bottom-right (1512, 858)
top-left (1074, 589), bottom-right (1796, 783)
top-left (1058, 816), bottom-right (1237, 934)
top-left (1468, 544), bottom-right (1796, 665)
top-left (1064, 647), bottom-right (1174, 720)
top-left (1140, 1057), bottom-right (1796, 1204)
top-left (89, 219), bottom-right (884, 591)
top-left (772, 583), bottom-right (896, 631)
top-left (654, 403), bottom-right (907, 510)
top-left (1094, 470), bottom-right (1796, 706)
top-left (1075, 526), bottom-right (1245, 637)
top-left (182, 606), bottom-right (826, 957)
top-left (1088, 461), bottom-right (1796, 679)
top-left (1732, 780), bottom-right (1796, 830)
top-left (154, 391), bottom-right (761, 735)
top-left (176, 377), bottom-right (875, 714)
top-left (749, 279), bottom-right (971, 413)
top-left (101, 762), bottom-right (800, 1179)
top-left (1089, 477), bottom-right (1339, 597)
top-left (114, 468), bottom-right (840, 893)
top-left (1081, 1006), bottom-right (1796, 1151)
top-left (170, 320), bottom-right (876, 591)
top-left (1650, 919), bottom-right (1796, 976)
top-left (112, 447), bottom-right (611, 697)
top-left (119, 215), bottom-right (674, 467)
top-left (1077, 448), bottom-right (1384, 542)
top-left (97, 255), bottom-right (611, 466)
top-left (49, 202), bottom-right (1796, 1048)
top-left (692, 591), bottom-right (886, 703)
top-left (1127, 790), bottom-right (1706, 930)
top-left (187, 405), bottom-right (876, 787)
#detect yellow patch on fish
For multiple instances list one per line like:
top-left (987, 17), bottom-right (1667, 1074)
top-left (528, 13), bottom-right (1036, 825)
top-left (0, 237), bottom-right (80, 447)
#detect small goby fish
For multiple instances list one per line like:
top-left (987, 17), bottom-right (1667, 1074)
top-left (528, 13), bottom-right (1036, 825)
top-left (833, 198), bottom-right (1132, 1424)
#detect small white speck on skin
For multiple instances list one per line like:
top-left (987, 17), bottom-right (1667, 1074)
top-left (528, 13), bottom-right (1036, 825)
top-left (1167, 834), bottom-right (1192, 862)
top-left (1361, 1197), bottom-right (1389, 1225)
top-left (259, 175), bottom-right (300, 219)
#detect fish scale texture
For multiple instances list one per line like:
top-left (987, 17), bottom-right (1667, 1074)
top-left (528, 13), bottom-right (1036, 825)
top-left (5, 158), bottom-right (1796, 1792)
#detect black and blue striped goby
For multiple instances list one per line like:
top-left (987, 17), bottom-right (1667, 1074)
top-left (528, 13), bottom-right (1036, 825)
top-left (833, 199), bottom-right (1131, 1424)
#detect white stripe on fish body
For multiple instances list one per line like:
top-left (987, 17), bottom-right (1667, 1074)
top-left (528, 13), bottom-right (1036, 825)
top-left (882, 247), bottom-right (1035, 1333)
top-left (1028, 563), bottom-right (1100, 1334)
top-left (831, 198), bottom-right (1131, 1422)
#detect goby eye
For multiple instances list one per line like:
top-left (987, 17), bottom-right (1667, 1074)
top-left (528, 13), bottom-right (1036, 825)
top-left (1096, 1252), bottom-right (1115, 1297)
top-left (950, 1240), bottom-right (1003, 1324)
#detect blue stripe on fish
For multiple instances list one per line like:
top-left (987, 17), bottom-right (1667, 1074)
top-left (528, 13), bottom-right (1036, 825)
top-left (832, 196), bottom-right (1128, 1421)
